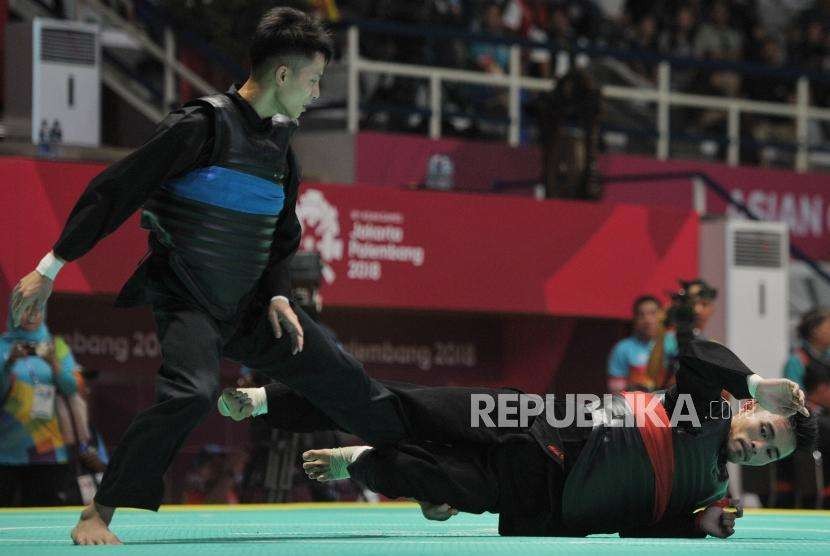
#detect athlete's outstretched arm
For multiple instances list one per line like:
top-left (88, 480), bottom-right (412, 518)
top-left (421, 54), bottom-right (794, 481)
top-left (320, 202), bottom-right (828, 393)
top-left (11, 107), bottom-right (212, 326)
top-left (670, 340), bottom-right (807, 417)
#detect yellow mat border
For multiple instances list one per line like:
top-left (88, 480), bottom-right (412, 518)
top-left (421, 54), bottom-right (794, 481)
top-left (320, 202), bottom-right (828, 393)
top-left (1, 503), bottom-right (828, 516)
top-left (0, 501), bottom-right (419, 513)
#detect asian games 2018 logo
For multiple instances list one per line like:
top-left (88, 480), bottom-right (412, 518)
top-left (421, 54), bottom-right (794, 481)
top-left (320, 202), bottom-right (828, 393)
top-left (296, 189), bottom-right (344, 283)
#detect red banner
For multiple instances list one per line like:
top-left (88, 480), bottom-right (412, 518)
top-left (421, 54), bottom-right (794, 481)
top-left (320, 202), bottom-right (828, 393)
top-left (602, 154), bottom-right (830, 260)
top-left (355, 132), bottom-right (830, 260)
top-left (1, 156), bottom-right (697, 320)
top-left (296, 183), bottom-right (697, 318)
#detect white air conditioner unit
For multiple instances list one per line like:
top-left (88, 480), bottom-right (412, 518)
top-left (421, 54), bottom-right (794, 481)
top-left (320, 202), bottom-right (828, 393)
top-left (699, 218), bottom-right (789, 378)
top-left (5, 18), bottom-right (100, 147)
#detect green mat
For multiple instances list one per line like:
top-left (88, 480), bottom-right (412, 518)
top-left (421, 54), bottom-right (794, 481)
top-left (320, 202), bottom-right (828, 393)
top-left (1, 503), bottom-right (829, 555)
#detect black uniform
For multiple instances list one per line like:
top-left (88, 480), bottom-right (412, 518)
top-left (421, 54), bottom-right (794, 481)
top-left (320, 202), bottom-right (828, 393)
top-left (52, 87), bottom-right (408, 510)
top-left (261, 340), bottom-right (754, 537)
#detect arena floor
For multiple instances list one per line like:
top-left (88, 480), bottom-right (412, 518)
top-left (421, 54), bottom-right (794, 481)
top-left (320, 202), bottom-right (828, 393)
top-left (1, 503), bottom-right (829, 555)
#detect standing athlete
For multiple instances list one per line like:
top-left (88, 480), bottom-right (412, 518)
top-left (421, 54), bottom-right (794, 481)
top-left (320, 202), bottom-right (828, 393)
top-left (11, 7), bottom-right (409, 545)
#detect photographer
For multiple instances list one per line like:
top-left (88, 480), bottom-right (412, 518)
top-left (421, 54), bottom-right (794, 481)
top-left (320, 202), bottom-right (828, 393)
top-left (0, 300), bottom-right (80, 506)
top-left (643, 278), bottom-right (720, 392)
top-left (535, 68), bottom-right (603, 200)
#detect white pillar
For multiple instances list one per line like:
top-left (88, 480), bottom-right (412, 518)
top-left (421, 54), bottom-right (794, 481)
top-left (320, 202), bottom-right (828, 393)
top-left (727, 104), bottom-right (740, 166)
top-left (795, 77), bottom-right (810, 173)
top-left (429, 74), bottom-right (441, 140)
top-left (656, 62), bottom-right (671, 160)
top-left (347, 26), bottom-right (360, 134)
top-left (508, 45), bottom-right (521, 147)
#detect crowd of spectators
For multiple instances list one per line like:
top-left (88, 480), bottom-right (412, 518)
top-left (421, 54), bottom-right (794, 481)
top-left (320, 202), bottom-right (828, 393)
top-left (35, 1), bottom-right (830, 161)
top-left (77, 0), bottom-right (827, 158)
top-left (341, 1), bottom-right (830, 91)
top-left (332, 0), bottom-right (830, 160)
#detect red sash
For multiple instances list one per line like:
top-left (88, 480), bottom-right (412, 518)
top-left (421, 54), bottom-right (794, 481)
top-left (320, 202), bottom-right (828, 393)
top-left (622, 391), bottom-right (674, 524)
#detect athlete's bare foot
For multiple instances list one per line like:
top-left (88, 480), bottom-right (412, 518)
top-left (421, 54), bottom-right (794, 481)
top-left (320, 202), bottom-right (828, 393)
top-left (71, 503), bottom-right (121, 545)
top-left (302, 446), bottom-right (372, 482)
top-left (418, 500), bottom-right (459, 521)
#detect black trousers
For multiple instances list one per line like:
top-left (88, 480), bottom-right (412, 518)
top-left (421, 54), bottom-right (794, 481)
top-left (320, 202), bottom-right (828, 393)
top-left (262, 382), bottom-right (564, 534)
top-left (95, 293), bottom-right (409, 510)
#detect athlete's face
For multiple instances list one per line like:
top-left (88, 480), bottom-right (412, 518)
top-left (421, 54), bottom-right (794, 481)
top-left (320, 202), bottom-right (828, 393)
top-left (727, 406), bottom-right (795, 466)
top-left (272, 53), bottom-right (326, 119)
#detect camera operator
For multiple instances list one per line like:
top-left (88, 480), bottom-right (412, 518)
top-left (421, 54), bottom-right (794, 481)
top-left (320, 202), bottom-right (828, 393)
top-left (641, 278), bottom-right (719, 392)
top-left (0, 300), bottom-right (80, 506)
top-left (666, 278), bottom-right (719, 344)
top-left (535, 67), bottom-right (603, 200)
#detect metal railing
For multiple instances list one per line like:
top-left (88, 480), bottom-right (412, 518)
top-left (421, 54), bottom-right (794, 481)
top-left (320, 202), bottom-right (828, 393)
top-left (11, 2), bottom-right (830, 172)
top-left (343, 22), bottom-right (830, 173)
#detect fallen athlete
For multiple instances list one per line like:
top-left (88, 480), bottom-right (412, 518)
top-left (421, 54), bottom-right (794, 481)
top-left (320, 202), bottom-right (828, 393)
top-left (219, 340), bottom-right (816, 538)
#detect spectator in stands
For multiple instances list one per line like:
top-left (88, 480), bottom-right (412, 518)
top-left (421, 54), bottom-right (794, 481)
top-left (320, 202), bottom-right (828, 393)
top-left (743, 37), bottom-right (796, 162)
top-left (800, 0), bottom-right (830, 29)
top-left (791, 20), bottom-right (828, 71)
top-left (622, 0), bottom-right (668, 30)
top-left (547, 4), bottom-right (576, 51)
top-left (660, 4), bottom-right (699, 59)
top-left (503, 0), bottom-right (553, 77)
top-left (0, 300), bottom-right (80, 506)
top-left (468, 2), bottom-right (511, 120)
top-left (758, 0), bottom-right (812, 37)
top-left (607, 295), bottom-right (678, 393)
top-left (687, 1), bottom-right (743, 140)
top-left (471, 2), bottom-right (511, 75)
top-left (425, 0), bottom-right (468, 68)
top-left (694, 1), bottom-right (744, 61)
top-left (660, 5), bottom-right (699, 96)
top-left (783, 308), bottom-right (830, 389)
top-left (626, 14), bottom-right (660, 79)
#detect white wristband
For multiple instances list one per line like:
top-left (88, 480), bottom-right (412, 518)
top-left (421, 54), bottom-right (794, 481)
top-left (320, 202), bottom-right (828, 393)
top-left (747, 374), bottom-right (762, 398)
top-left (35, 251), bottom-right (65, 281)
top-left (270, 295), bottom-right (290, 305)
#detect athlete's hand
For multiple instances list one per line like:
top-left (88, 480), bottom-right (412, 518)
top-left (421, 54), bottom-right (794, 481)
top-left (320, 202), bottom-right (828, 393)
top-left (755, 378), bottom-right (809, 417)
top-left (418, 500), bottom-right (458, 521)
top-left (11, 270), bottom-right (53, 328)
top-left (698, 499), bottom-right (742, 538)
top-left (268, 297), bottom-right (304, 355)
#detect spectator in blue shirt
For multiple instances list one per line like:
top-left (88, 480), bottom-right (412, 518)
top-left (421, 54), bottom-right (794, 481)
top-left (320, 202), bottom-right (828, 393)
top-left (608, 295), bottom-right (679, 393)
